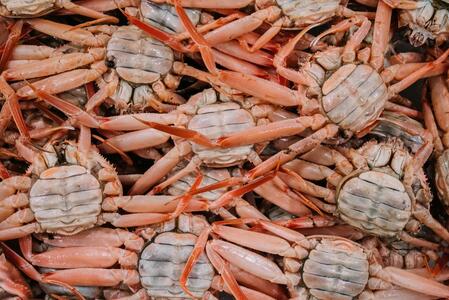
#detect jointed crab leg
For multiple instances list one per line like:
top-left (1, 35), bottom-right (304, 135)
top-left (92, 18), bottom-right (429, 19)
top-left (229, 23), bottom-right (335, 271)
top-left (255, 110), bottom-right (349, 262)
top-left (41, 227), bottom-right (144, 252)
top-left (0, 242), bottom-right (86, 300)
top-left (19, 236), bottom-right (138, 269)
top-left (0, 20), bottom-right (23, 72)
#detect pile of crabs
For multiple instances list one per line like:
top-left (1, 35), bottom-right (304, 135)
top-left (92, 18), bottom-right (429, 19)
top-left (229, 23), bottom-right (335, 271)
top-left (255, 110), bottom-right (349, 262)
top-left (4, 0), bottom-right (449, 299)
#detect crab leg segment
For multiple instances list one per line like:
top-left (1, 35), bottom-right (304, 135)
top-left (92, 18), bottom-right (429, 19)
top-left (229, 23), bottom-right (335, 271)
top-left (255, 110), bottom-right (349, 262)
top-left (129, 142), bottom-right (192, 195)
top-left (16, 61), bottom-right (108, 99)
top-left (0, 20), bottom-right (23, 71)
top-left (26, 83), bottom-right (100, 128)
top-left (134, 118), bottom-right (216, 147)
top-left (19, 236), bottom-right (137, 269)
top-left (0, 253), bottom-right (32, 300)
top-left (0, 76), bottom-right (29, 138)
top-left (25, 19), bottom-right (110, 47)
top-left (217, 115), bottom-right (326, 147)
top-left (43, 268), bottom-right (140, 287)
top-left (0, 242), bottom-right (85, 300)
top-left (248, 124), bottom-right (339, 179)
top-left (102, 195), bottom-right (207, 213)
top-left (210, 240), bottom-right (289, 284)
top-left (376, 267), bottom-right (449, 298)
top-left (205, 244), bottom-right (247, 300)
top-left (370, 0), bottom-right (392, 70)
top-left (41, 227), bottom-right (144, 252)
top-left (3, 48), bottom-right (105, 81)
top-left (152, 0), bottom-right (253, 8)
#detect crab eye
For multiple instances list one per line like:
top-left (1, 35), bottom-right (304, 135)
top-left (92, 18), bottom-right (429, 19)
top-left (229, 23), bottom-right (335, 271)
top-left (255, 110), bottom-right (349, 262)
top-left (106, 60), bottom-right (115, 68)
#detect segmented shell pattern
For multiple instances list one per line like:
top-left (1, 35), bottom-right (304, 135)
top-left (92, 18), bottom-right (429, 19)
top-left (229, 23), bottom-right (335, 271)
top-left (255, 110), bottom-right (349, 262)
top-left (301, 239), bottom-right (369, 300)
top-left (320, 64), bottom-right (388, 133)
top-left (0, 0), bottom-right (55, 17)
top-left (29, 165), bottom-right (102, 235)
top-left (399, 0), bottom-right (449, 46)
top-left (28, 142), bottom-right (121, 236)
top-left (138, 215), bottom-right (214, 299)
top-left (140, 1), bottom-right (201, 34)
top-left (337, 141), bottom-right (413, 237)
top-left (275, 0), bottom-right (341, 27)
top-left (187, 89), bottom-right (256, 167)
top-left (106, 25), bottom-right (174, 84)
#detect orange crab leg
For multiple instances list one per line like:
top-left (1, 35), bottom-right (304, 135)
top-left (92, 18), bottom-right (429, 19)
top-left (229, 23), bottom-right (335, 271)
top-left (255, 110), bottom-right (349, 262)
top-left (133, 118), bottom-right (217, 147)
top-left (0, 76), bottom-right (29, 139)
top-left (180, 227), bottom-right (211, 298)
top-left (0, 242), bottom-right (85, 300)
top-left (205, 243), bottom-right (248, 300)
top-left (168, 172), bottom-right (203, 219)
top-left (26, 82), bottom-right (100, 128)
top-left (209, 170), bottom-right (277, 210)
top-left (0, 20), bottom-right (23, 71)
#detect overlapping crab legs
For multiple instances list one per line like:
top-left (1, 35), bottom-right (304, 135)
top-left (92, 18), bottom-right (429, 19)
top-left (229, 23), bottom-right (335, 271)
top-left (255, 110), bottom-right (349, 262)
top-left (123, 10), bottom-right (273, 78)
top-left (181, 218), bottom-right (449, 299)
top-left (148, 0), bottom-right (374, 53)
top-left (0, 242), bottom-right (86, 300)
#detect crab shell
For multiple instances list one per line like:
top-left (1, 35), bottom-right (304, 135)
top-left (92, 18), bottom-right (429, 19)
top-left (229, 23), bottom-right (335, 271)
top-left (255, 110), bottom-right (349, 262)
top-left (298, 237), bottom-right (369, 299)
top-left (335, 141), bottom-right (417, 238)
top-left (257, 0), bottom-right (342, 29)
top-left (28, 141), bottom-right (122, 236)
top-left (138, 214), bottom-right (214, 299)
top-left (308, 53), bottom-right (388, 134)
top-left (140, 1), bottom-right (201, 34)
top-left (0, 0), bottom-right (57, 17)
top-left (186, 89), bottom-right (256, 167)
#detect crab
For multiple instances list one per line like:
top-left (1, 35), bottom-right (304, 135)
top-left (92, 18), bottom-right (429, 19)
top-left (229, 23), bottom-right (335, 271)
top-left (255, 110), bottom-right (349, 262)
top-left (0, 248), bottom-right (32, 299)
top-left (180, 218), bottom-right (449, 300)
top-left (131, 0), bottom-right (445, 186)
top-left (423, 74), bottom-right (449, 215)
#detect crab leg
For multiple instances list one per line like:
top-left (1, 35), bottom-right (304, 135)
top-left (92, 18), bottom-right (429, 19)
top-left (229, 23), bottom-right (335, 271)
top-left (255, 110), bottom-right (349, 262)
top-left (25, 19), bottom-right (110, 47)
top-left (150, 157), bottom-right (202, 194)
top-left (217, 115), bottom-right (326, 147)
top-left (151, 0), bottom-right (253, 8)
top-left (253, 181), bottom-right (312, 216)
top-left (129, 141), bottom-right (192, 195)
top-left (135, 118), bottom-right (216, 147)
top-left (58, 0), bottom-right (119, 23)
top-left (284, 159), bottom-right (343, 186)
top-left (375, 267), bottom-right (449, 298)
top-left (102, 195), bottom-right (207, 213)
top-left (204, 243), bottom-right (247, 300)
top-left (214, 41), bottom-right (273, 67)
top-left (370, 0), bottom-right (392, 70)
top-left (429, 76), bottom-right (449, 148)
top-left (0, 253), bottom-right (32, 300)
top-left (209, 171), bottom-right (277, 210)
top-left (41, 227), bottom-right (144, 252)
top-left (0, 208), bottom-right (34, 230)
top-left (210, 240), bottom-right (289, 284)
top-left (247, 124), bottom-right (339, 179)
top-left (100, 112), bottom-right (186, 131)
top-left (0, 223), bottom-right (38, 240)
top-left (100, 129), bottom-right (170, 153)
top-left (24, 83), bottom-right (100, 128)
top-left (0, 176), bottom-right (31, 199)
top-left (0, 76), bottom-right (29, 138)
top-left (16, 61), bottom-right (108, 99)
top-left (19, 235), bottom-right (137, 269)
top-left (211, 276), bottom-right (275, 300)
top-left (228, 264), bottom-right (287, 300)
top-left (0, 20), bottom-right (23, 71)
top-left (44, 268), bottom-right (140, 287)
top-left (381, 62), bottom-right (448, 83)
top-left (59, 0), bottom-right (139, 14)
top-left (388, 49), bottom-right (449, 95)
top-left (0, 242), bottom-right (85, 299)
top-left (3, 48), bottom-right (105, 81)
